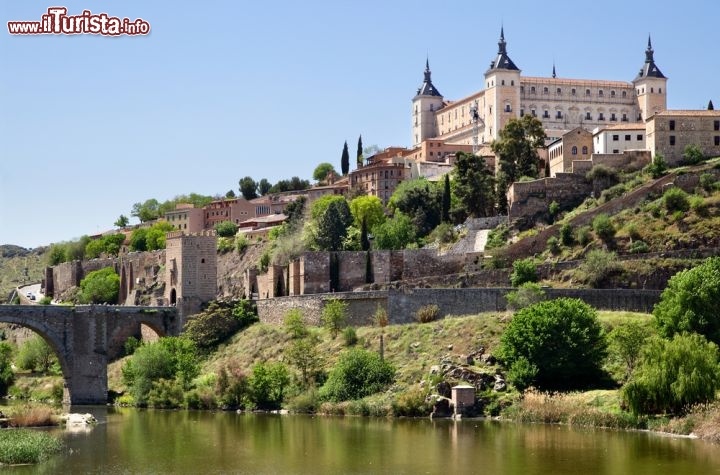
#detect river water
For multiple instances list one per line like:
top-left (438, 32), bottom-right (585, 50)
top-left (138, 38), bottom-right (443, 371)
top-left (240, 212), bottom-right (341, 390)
top-left (4, 407), bottom-right (720, 474)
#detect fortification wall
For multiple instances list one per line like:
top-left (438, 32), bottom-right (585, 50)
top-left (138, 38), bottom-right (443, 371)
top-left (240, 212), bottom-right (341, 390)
top-left (256, 291), bottom-right (387, 327)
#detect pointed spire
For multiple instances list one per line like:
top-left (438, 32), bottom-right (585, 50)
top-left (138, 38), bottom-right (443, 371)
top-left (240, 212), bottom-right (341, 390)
top-left (416, 57), bottom-right (442, 97)
top-left (552, 62), bottom-right (556, 79)
top-left (498, 27), bottom-right (507, 55)
top-left (635, 34), bottom-right (665, 80)
top-left (709, 100), bottom-right (715, 111)
top-left (488, 26), bottom-right (519, 72)
top-left (645, 34), bottom-right (655, 62)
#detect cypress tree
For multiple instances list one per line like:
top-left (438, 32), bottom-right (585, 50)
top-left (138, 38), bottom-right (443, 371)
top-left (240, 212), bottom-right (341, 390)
top-left (442, 174), bottom-right (451, 223)
top-left (357, 135), bottom-right (363, 167)
top-left (341, 141), bottom-right (350, 175)
top-left (709, 100), bottom-right (715, 111)
top-left (360, 216), bottom-right (370, 251)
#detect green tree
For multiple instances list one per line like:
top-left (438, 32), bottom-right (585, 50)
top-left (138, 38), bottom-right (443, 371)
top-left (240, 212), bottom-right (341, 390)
top-left (131, 199), bottom-right (160, 223)
top-left (372, 213), bottom-right (416, 250)
top-left (663, 187), bottom-right (690, 212)
top-left (349, 195), bottom-right (385, 230)
top-left (114, 215), bottom-right (130, 228)
top-left (183, 300), bottom-right (258, 351)
top-left (608, 322), bottom-right (652, 381)
top-left (316, 199), bottom-right (352, 251)
top-left (592, 213), bottom-right (616, 243)
top-left (319, 348), bottom-right (395, 402)
top-left (79, 267), bottom-right (119, 304)
top-left (313, 162), bottom-right (337, 183)
top-left (0, 342), bottom-right (14, 397)
top-left (129, 228), bottom-right (148, 252)
top-left (452, 152), bottom-right (496, 218)
top-left (341, 140), bottom-right (350, 175)
top-left (682, 143), bottom-right (704, 165)
top-left (510, 257), bottom-right (538, 287)
top-left (145, 222), bottom-right (174, 251)
top-left (645, 153), bottom-right (667, 178)
top-left (239, 176), bottom-right (258, 200)
top-left (322, 298), bottom-right (348, 338)
top-left (388, 178), bottom-right (442, 237)
top-left (250, 362), bottom-right (290, 409)
top-left (654, 257), bottom-right (720, 344)
top-left (442, 173), bottom-right (451, 223)
top-left (286, 336), bottom-right (323, 388)
top-left (16, 335), bottom-right (56, 373)
top-left (257, 178), bottom-right (271, 196)
top-left (269, 176), bottom-right (311, 194)
top-left (623, 333), bottom-right (720, 415)
top-left (284, 308), bottom-right (308, 339)
top-left (225, 189), bottom-right (236, 198)
top-left (491, 115), bottom-right (547, 212)
top-left (356, 135), bottom-right (363, 168)
top-left (47, 244), bottom-right (67, 265)
top-left (497, 298), bottom-right (607, 390)
top-left (214, 220), bottom-right (239, 237)
top-left (360, 217), bottom-right (370, 251)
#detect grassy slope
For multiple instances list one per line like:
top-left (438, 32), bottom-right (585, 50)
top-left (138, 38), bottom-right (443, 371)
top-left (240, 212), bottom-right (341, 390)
top-left (0, 246), bottom-right (47, 303)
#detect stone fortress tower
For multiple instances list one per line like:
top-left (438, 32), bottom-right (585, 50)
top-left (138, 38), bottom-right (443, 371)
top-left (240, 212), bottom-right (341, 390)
top-left (164, 231), bottom-right (217, 313)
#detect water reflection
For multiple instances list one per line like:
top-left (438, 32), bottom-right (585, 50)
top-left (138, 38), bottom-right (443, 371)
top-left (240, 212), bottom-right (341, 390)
top-left (2, 407), bottom-right (719, 474)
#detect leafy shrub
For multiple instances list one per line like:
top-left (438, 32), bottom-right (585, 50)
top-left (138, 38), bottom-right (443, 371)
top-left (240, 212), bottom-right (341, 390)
top-left (510, 257), bottom-right (538, 287)
top-left (586, 164), bottom-right (619, 183)
top-left (215, 363), bottom-right (250, 409)
top-left (124, 336), bottom-right (141, 356)
top-left (249, 362), bottom-right (290, 410)
top-left (392, 387), bottom-right (432, 417)
top-left (628, 240), bottom-right (649, 254)
top-left (428, 222), bottom-right (457, 245)
top-left (592, 214), bottom-right (615, 243)
top-left (682, 144), bottom-right (705, 165)
top-left (286, 336), bottom-right (323, 389)
top-left (79, 267), bottom-right (119, 304)
top-left (506, 356), bottom-right (538, 391)
top-left (548, 201), bottom-right (560, 222)
top-left (689, 195), bottom-right (708, 216)
top-left (559, 223), bottom-right (574, 246)
top-left (599, 183), bottom-right (627, 203)
top-left (217, 237), bottom-right (235, 253)
top-left (284, 309), bottom-right (308, 339)
top-left (183, 300), bottom-right (257, 351)
top-left (259, 250), bottom-right (271, 272)
top-left (575, 225), bottom-right (592, 246)
top-left (624, 223), bottom-right (641, 241)
top-left (546, 236), bottom-right (560, 255)
top-left (147, 378), bottom-right (184, 409)
top-left (235, 233), bottom-right (249, 253)
top-left (645, 153), bottom-right (667, 178)
top-left (505, 282), bottom-right (546, 311)
top-left (579, 249), bottom-right (619, 287)
top-left (414, 304), bottom-right (440, 323)
top-left (319, 348), bottom-right (395, 402)
top-left (654, 257), bottom-right (720, 344)
top-left (623, 334), bottom-right (720, 415)
top-left (699, 173), bottom-right (717, 193)
top-left (663, 187), bottom-right (690, 212)
top-left (321, 298), bottom-right (347, 338)
top-left (496, 298), bottom-right (607, 390)
top-left (0, 342), bottom-right (15, 396)
top-left (373, 305), bottom-right (389, 328)
top-left (343, 326), bottom-right (358, 346)
top-left (286, 388), bottom-right (320, 413)
top-left (214, 220), bottom-right (239, 238)
top-left (486, 224), bottom-right (510, 249)
top-left (38, 296), bottom-right (52, 305)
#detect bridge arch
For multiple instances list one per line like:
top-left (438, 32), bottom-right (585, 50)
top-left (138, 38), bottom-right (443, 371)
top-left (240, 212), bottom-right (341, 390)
top-left (0, 314), bottom-right (72, 403)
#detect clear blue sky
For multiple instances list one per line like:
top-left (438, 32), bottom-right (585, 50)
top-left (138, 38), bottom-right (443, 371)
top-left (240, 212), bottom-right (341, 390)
top-left (1, 1), bottom-right (717, 248)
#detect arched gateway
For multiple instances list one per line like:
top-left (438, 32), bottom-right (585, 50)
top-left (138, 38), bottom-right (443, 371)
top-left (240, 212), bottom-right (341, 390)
top-left (0, 305), bottom-right (179, 405)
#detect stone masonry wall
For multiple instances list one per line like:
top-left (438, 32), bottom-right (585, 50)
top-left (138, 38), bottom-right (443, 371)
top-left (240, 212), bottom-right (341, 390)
top-left (256, 288), bottom-right (661, 327)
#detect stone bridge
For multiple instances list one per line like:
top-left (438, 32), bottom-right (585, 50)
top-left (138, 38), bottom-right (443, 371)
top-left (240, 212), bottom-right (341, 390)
top-left (0, 305), bottom-right (180, 405)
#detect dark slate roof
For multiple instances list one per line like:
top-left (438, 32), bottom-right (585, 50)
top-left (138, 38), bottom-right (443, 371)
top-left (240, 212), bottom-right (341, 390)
top-left (416, 59), bottom-right (442, 97)
top-left (635, 36), bottom-right (666, 80)
top-left (488, 28), bottom-right (519, 72)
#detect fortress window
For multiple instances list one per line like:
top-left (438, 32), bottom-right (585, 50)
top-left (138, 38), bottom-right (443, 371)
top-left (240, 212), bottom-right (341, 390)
top-left (556, 111), bottom-right (562, 119)
top-left (659, 88), bottom-right (662, 93)
top-left (586, 112), bottom-right (592, 120)
top-left (531, 109), bottom-right (536, 117)
top-left (714, 120), bottom-right (719, 131)
top-left (715, 136), bottom-right (720, 146)
top-left (505, 104), bottom-right (511, 112)
top-left (502, 80), bottom-right (505, 85)
top-left (520, 86), bottom-right (525, 93)
top-left (622, 113), bottom-right (628, 122)
top-left (669, 120), bottom-right (675, 131)
top-left (556, 88), bottom-right (561, 95)
top-left (651, 88), bottom-right (654, 93)
top-left (599, 90), bottom-right (604, 97)
top-left (613, 149), bottom-right (620, 154)
top-left (543, 110), bottom-right (549, 118)
top-left (571, 88), bottom-right (576, 95)
top-left (612, 135), bottom-right (619, 141)
top-left (543, 87), bottom-right (549, 94)
top-left (610, 113), bottom-right (617, 121)
top-left (599, 113), bottom-right (605, 121)
top-left (637, 134), bottom-right (643, 140)
top-left (586, 89), bottom-right (591, 96)
top-left (622, 91), bottom-right (627, 98)
top-left (582, 146), bottom-right (588, 154)
top-left (571, 146), bottom-right (577, 155)
top-left (530, 86), bottom-right (536, 94)
top-left (511, 80), bottom-right (515, 86)
top-left (669, 136), bottom-right (676, 146)
top-left (520, 109), bottom-right (525, 116)
top-left (625, 135), bottom-right (631, 141)
top-left (611, 90), bottom-right (616, 97)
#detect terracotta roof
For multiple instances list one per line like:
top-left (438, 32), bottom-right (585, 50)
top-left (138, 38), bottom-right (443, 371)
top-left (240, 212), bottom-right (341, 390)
top-left (521, 77), bottom-right (632, 87)
top-left (600, 123), bottom-right (646, 131)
